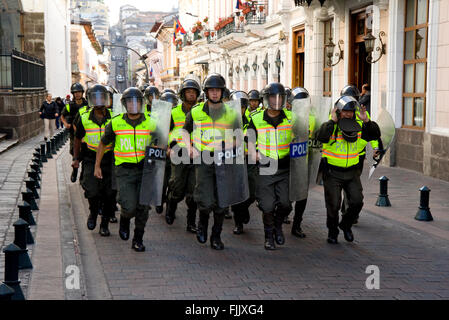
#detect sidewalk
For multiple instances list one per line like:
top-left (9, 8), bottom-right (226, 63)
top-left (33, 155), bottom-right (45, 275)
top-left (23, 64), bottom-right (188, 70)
top-left (0, 134), bottom-right (45, 297)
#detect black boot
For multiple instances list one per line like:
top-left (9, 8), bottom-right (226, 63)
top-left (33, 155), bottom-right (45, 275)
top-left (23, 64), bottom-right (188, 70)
top-left (99, 216), bottom-right (110, 237)
top-left (196, 213), bottom-right (209, 244)
top-left (327, 229), bottom-right (339, 244)
top-left (224, 207), bottom-right (232, 219)
top-left (339, 223), bottom-right (354, 242)
top-left (291, 215), bottom-right (306, 238)
top-left (210, 225), bottom-right (224, 250)
top-left (186, 206), bottom-right (197, 233)
top-left (210, 234), bottom-right (224, 250)
top-left (264, 228), bottom-right (276, 250)
top-left (165, 201), bottom-right (177, 225)
top-left (274, 214), bottom-right (285, 245)
top-left (87, 198), bottom-right (100, 230)
top-left (119, 216), bottom-right (131, 241)
top-left (131, 229), bottom-right (145, 252)
top-left (156, 205), bottom-right (164, 214)
top-left (233, 223), bottom-right (243, 235)
top-left (109, 213), bottom-right (118, 223)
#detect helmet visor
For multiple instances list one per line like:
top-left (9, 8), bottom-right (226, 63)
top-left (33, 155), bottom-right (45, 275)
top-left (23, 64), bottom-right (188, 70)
top-left (88, 92), bottom-right (108, 108)
top-left (123, 97), bottom-right (143, 114)
top-left (264, 94), bottom-right (286, 110)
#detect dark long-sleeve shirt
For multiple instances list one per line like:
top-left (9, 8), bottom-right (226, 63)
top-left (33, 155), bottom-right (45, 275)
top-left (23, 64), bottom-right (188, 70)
top-left (40, 101), bottom-right (58, 119)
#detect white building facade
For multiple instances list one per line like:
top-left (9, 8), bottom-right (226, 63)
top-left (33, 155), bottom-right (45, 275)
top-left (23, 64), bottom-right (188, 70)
top-left (22, 0), bottom-right (72, 97)
top-left (177, 0), bottom-right (449, 181)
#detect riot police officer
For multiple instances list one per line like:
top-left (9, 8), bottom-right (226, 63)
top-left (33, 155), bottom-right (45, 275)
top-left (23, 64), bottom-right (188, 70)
top-left (160, 92), bottom-right (179, 108)
top-left (288, 87), bottom-right (314, 238)
top-left (61, 83), bottom-right (89, 156)
top-left (317, 96), bottom-right (380, 244)
top-left (340, 84), bottom-right (380, 224)
top-left (144, 86), bottom-right (160, 113)
top-left (95, 87), bottom-right (156, 252)
top-left (165, 79), bottom-right (201, 232)
top-left (72, 84), bottom-right (115, 236)
top-left (182, 74), bottom-right (242, 250)
top-left (247, 83), bottom-right (293, 250)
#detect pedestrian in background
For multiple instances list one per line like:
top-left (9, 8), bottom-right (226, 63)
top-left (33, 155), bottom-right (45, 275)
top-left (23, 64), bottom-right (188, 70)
top-left (64, 94), bottom-right (71, 105)
top-left (39, 93), bottom-right (58, 140)
top-left (55, 97), bottom-right (65, 129)
top-left (359, 83), bottom-right (371, 114)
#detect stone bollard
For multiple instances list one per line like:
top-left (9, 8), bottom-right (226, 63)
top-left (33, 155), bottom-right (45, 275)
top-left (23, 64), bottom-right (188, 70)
top-left (0, 283), bottom-right (15, 300)
top-left (40, 143), bottom-right (48, 163)
top-left (375, 176), bottom-right (391, 207)
top-left (415, 186), bottom-right (433, 221)
top-left (22, 189), bottom-right (38, 211)
top-left (2, 244), bottom-right (25, 300)
top-left (18, 202), bottom-right (35, 245)
top-left (25, 178), bottom-right (39, 199)
top-left (32, 155), bottom-right (42, 168)
top-left (27, 170), bottom-right (40, 188)
top-left (13, 219), bottom-right (33, 270)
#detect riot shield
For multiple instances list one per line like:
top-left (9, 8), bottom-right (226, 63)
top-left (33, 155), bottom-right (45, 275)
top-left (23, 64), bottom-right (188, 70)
top-left (213, 99), bottom-right (250, 208)
top-left (112, 93), bottom-right (126, 115)
top-left (309, 96), bottom-right (332, 185)
top-left (139, 99), bottom-right (173, 206)
top-left (289, 98), bottom-right (310, 201)
top-left (368, 108), bottom-right (396, 179)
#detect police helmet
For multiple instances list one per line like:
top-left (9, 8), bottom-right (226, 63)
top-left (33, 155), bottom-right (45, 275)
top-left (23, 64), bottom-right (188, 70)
top-left (71, 82), bottom-right (84, 94)
top-left (179, 79), bottom-right (201, 101)
top-left (248, 90), bottom-right (261, 101)
top-left (105, 85), bottom-right (114, 107)
top-left (262, 83), bottom-right (286, 111)
top-left (335, 95), bottom-right (360, 114)
top-left (289, 87), bottom-right (310, 104)
top-left (340, 85), bottom-right (361, 101)
top-left (160, 92), bottom-right (179, 108)
top-left (162, 88), bottom-right (176, 95)
top-left (87, 84), bottom-right (109, 108)
top-left (230, 91), bottom-right (249, 109)
top-left (203, 73), bottom-right (226, 103)
top-left (144, 86), bottom-right (160, 101)
top-left (121, 87), bottom-right (144, 114)
top-left (139, 84), bottom-right (150, 93)
top-left (222, 88), bottom-right (231, 101)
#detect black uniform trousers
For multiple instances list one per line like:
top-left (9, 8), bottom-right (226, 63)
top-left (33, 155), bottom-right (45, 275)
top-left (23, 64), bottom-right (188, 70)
top-left (323, 165), bottom-right (364, 235)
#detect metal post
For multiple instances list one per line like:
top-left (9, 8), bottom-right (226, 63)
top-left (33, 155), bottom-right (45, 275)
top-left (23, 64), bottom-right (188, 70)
top-left (24, 178), bottom-right (39, 199)
top-left (46, 141), bottom-right (53, 159)
top-left (375, 176), bottom-right (391, 207)
top-left (2, 244), bottom-right (25, 300)
top-left (22, 189), bottom-right (38, 211)
top-left (40, 143), bottom-right (48, 162)
top-left (13, 219), bottom-right (33, 270)
top-left (18, 202), bottom-right (35, 245)
top-left (50, 137), bottom-right (57, 155)
top-left (415, 186), bottom-right (433, 221)
top-left (0, 283), bottom-right (15, 301)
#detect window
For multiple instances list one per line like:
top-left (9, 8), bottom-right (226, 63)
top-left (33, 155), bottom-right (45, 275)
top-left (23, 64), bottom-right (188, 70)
top-left (403, 0), bottom-right (429, 128)
top-left (323, 19), bottom-right (333, 97)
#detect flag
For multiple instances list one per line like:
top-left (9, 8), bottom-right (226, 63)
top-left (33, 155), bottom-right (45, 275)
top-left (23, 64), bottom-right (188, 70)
top-left (176, 19), bottom-right (186, 35)
top-left (173, 20), bottom-right (177, 44)
top-left (236, 0), bottom-right (243, 9)
top-left (150, 66), bottom-right (153, 77)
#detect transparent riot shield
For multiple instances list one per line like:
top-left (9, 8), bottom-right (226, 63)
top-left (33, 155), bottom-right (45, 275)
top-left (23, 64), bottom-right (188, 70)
top-left (139, 99), bottom-right (173, 206)
top-left (213, 99), bottom-right (250, 208)
top-left (112, 93), bottom-right (126, 115)
top-left (289, 98), bottom-right (310, 201)
top-left (309, 96), bottom-right (332, 185)
top-left (368, 108), bottom-right (396, 179)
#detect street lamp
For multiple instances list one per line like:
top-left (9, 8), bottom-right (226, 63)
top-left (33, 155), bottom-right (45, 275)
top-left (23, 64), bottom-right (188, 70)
top-left (252, 59), bottom-right (258, 73)
top-left (243, 59), bottom-right (250, 73)
top-left (325, 37), bottom-right (344, 67)
top-left (274, 51), bottom-right (283, 83)
top-left (103, 41), bottom-right (150, 83)
top-left (364, 31), bottom-right (386, 64)
top-left (262, 54), bottom-right (269, 83)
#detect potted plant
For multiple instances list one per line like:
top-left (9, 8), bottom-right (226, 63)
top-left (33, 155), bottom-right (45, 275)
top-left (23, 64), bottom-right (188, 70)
top-left (211, 31), bottom-right (215, 37)
top-left (239, 15), bottom-right (245, 22)
top-left (203, 17), bottom-right (209, 24)
top-left (192, 26), bottom-right (197, 33)
top-left (204, 30), bottom-right (210, 37)
top-left (259, 5), bottom-right (264, 12)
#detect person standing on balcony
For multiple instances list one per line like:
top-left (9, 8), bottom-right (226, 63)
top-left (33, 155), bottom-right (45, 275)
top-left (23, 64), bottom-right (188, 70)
top-left (39, 93), bottom-right (58, 141)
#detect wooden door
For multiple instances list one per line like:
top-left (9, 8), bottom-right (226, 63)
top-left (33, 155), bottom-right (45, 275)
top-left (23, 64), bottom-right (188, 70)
top-left (292, 27), bottom-right (305, 87)
top-left (349, 9), bottom-right (371, 89)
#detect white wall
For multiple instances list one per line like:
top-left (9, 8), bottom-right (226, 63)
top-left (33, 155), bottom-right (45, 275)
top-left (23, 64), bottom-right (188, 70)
top-left (22, 0), bottom-right (71, 97)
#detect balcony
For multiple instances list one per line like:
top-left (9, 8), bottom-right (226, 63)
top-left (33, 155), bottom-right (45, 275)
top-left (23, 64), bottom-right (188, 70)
top-left (0, 50), bottom-right (45, 91)
top-left (244, 1), bottom-right (268, 25)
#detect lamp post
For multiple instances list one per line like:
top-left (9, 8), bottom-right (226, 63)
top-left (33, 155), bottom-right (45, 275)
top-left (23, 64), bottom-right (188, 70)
top-left (274, 51), bottom-right (283, 83)
top-left (103, 42), bottom-right (149, 83)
